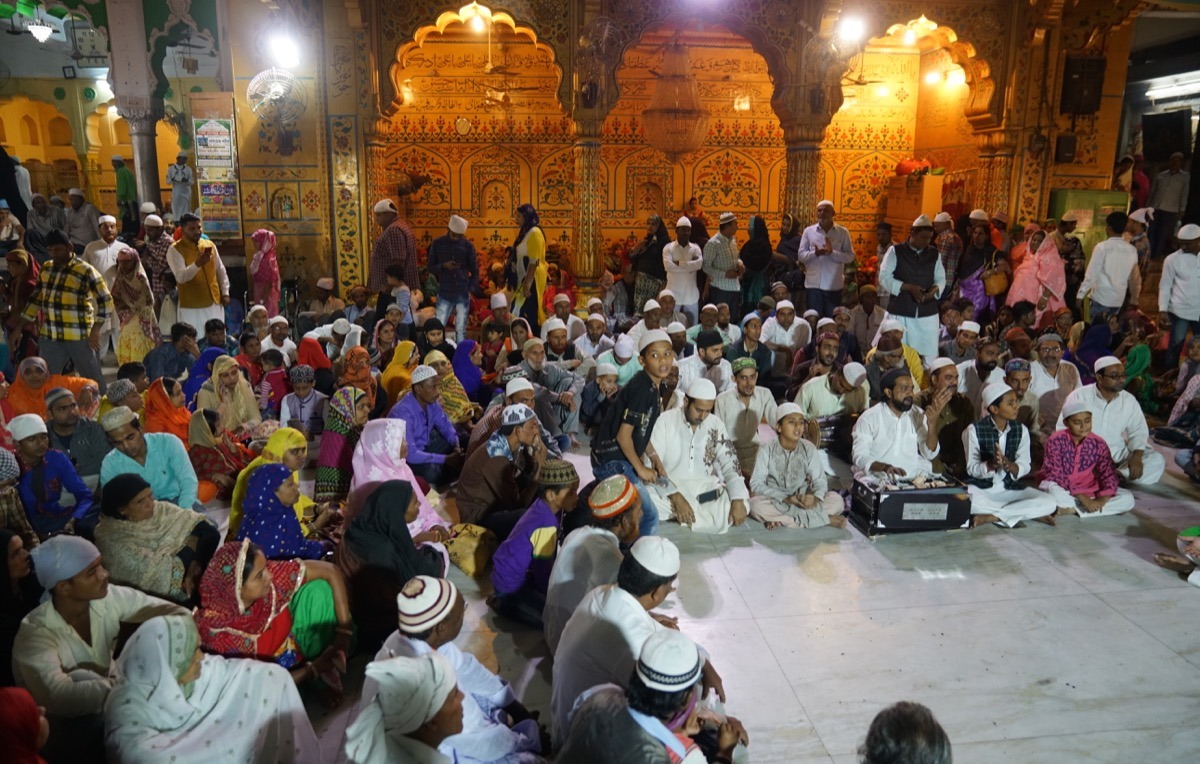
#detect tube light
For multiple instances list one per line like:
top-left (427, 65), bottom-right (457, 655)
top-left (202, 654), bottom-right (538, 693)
top-left (1146, 80), bottom-right (1200, 100)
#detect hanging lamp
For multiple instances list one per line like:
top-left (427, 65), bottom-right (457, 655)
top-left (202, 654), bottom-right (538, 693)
top-left (642, 41), bottom-right (709, 163)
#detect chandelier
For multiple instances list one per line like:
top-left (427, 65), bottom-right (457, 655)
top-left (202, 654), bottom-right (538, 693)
top-left (642, 42), bottom-right (709, 163)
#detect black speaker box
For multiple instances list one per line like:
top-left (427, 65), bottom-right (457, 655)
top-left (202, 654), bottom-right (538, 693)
top-left (1055, 134), bottom-right (1077, 164)
top-left (1060, 56), bottom-right (1106, 114)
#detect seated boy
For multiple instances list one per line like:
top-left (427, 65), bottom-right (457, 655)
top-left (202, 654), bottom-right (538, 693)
top-left (280, 364), bottom-right (328, 438)
top-left (580, 362), bottom-right (620, 436)
top-left (257, 348), bottom-right (291, 419)
top-left (1039, 400), bottom-right (1134, 518)
top-left (749, 403), bottom-right (846, 529)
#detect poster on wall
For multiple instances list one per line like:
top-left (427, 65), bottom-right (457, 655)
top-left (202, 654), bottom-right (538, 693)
top-left (188, 93), bottom-right (243, 239)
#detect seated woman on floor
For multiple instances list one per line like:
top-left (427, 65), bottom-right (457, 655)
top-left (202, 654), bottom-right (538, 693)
top-left (92, 474), bottom-right (220, 606)
top-left (142, 377), bottom-right (192, 446)
top-left (227, 427), bottom-right (326, 541)
top-left (453, 338), bottom-right (490, 406)
top-left (347, 418), bottom-right (447, 540)
top-left (237, 464), bottom-right (330, 561)
top-left (196, 539), bottom-right (353, 694)
top-left (7, 358), bottom-right (94, 418)
top-left (338, 345), bottom-right (388, 419)
top-left (234, 331), bottom-right (264, 388)
top-left (188, 408), bottom-right (256, 502)
top-left (104, 614), bottom-right (321, 764)
top-left (0, 528), bottom-right (43, 687)
top-left (298, 336), bottom-right (337, 396)
top-left (315, 387), bottom-right (371, 504)
top-left (10, 414), bottom-right (97, 539)
top-left (195, 355), bottom-right (262, 441)
top-left (182, 347), bottom-right (226, 407)
top-left (0, 449), bottom-right (38, 549)
top-left (369, 318), bottom-right (398, 369)
top-left (381, 340), bottom-right (419, 406)
top-left (427, 350), bottom-right (482, 435)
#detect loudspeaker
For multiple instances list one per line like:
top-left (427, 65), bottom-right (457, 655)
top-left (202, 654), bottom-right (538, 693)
top-left (1055, 134), bottom-right (1077, 164)
top-left (1060, 56), bottom-right (1106, 114)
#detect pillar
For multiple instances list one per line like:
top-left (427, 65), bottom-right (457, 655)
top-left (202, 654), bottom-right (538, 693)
top-left (573, 117), bottom-right (603, 283)
top-left (121, 107), bottom-right (164, 211)
top-left (106, 0), bottom-right (162, 209)
top-left (975, 129), bottom-right (1019, 217)
top-left (782, 122), bottom-right (828, 220)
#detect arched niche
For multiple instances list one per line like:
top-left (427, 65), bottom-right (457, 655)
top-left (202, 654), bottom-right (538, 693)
top-left (48, 117), bottom-right (73, 147)
top-left (20, 116), bottom-right (40, 146)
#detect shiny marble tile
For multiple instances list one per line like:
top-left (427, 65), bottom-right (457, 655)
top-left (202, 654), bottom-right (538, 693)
top-left (1099, 586), bottom-right (1200, 669)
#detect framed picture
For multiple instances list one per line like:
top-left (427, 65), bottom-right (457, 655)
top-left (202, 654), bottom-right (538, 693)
top-left (62, 66), bottom-right (76, 79)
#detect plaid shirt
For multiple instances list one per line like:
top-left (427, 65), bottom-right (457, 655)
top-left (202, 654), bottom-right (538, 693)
top-left (936, 230), bottom-right (963, 296)
top-left (141, 232), bottom-right (174, 297)
top-left (368, 218), bottom-right (418, 293)
top-left (23, 255), bottom-right (112, 342)
top-left (703, 232), bottom-right (740, 292)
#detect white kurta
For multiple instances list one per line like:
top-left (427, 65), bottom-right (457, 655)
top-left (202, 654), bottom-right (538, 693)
top-left (676, 353), bottom-right (733, 395)
top-left (647, 407), bottom-right (750, 533)
top-left (1038, 480), bottom-right (1135, 517)
top-left (167, 163), bottom-right (195, 216)
top-left (1055, 385), bottom-right (1165, 485)
top-left (714, 386), bottom-right (777, 474)
top-left (82, 238), bottom-right (124, 343)
top-left (761, 316), bottom-right (811, 355)
top-left (851, 402), bottom-right (940, 479)
top-left (663, 240), bottom-right (704, 308)
top-left (796, 374), bottom-right (869, 416)
top-left (1029, 361), bottom-right (1080, 440)
top-left (957, 361), bottom-right (1001, 414)
top-left (167, 242), bottom-right (230, 332)
top-left (543, 527), bottom-right (624, 654)
top-left (964, 419), bottom-right (1056, 528)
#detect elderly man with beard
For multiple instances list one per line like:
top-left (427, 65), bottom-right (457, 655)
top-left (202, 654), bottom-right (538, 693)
top-left (390, 365), bottom-right (466, 485)
top-left (957, 335), bottom-right (1003, 413)
top-left (798, 200), bottom-right (855, 317)
top-left (852, 368), bottom-right (944, 479)
top-left (574, 312), bottom-right (614, 360)
top-left (788, 330), bottom-right (841, 400)
top-left (715, 357), bottom-right (777, 477)
top-left (878, 214), bottom-right (945, 360)
top-left (868, 319), bottom-right (926, 389)
top-left (677, 328), bottom-right (732, 395)
top-left (467, 373), bottom-right (562, 460)
top-left (915, 357), bottom-right (975, 477)
top-left (686, 303), bottom-right (727, 347)
top-left (1029, 333), bottom-right (1079, 437)
top-left (521, 337), bottom-right (585, 452)
top-left (542, 317), bottom-right (587, 375)
top-left (136, 213), bottom-right (174, 306)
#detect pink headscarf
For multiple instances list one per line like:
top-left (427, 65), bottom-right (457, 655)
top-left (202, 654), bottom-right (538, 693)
top-left (250, 229), bottom-right (281, 317)
top-left (346, 419), bottom-right (439, 534)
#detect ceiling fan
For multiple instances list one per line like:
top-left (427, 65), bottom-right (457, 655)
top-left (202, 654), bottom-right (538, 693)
top-left (841, 53), bottom-right (883, 86)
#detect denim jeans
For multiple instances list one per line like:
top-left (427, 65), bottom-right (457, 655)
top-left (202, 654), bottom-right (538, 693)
top-left (805, 288), bottom-right (842, 318)
top-left (435, 296), bottom-right (470, 344)
top-left (593, 460), bottom-right (660, 537)
top-left (708, 287), bottom-right (741, 321)
top-left (1166, 313), bottom-right (1200, 368)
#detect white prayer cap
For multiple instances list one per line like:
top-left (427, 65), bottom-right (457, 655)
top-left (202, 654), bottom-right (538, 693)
top-left (630, 536), bottom-right (680, 578)
top-left (969, 209), bottom-right (989, 222)
top-left (30, 536), bottom-right (100, 592)
top-left (586, 313), bottom-right (606, 325)
top-left (776, 300), bottom-right (795, 311)
top-left (958, 320), bottom-right (981, 334)
top-left (248, 304), bottom-right (268, 316)
top-left (911, 214), bottom-right (933, 229)
top-left (542, 317), bottom-right (567, 334)
top-left (144, 214), bottom-right (163, 227)
top-left (177, 150), bottom-right (189, 158)
top-left (100, 406), bottom-right (138, 432)
top-left (587, 296), bottom-right (603, 307)
top-left (718, 211), bottom-right (737, 225)
top-left (686, 378), bottom-right (717, 401)
top-left (1061, 397), bottom-right (1090, 421)
top-left (410, 365), bottom-right (438, 385)
top-left (637, 630), bottom-right (702, 693)
top-left (982, 381), bottom-right (1013, 408)
top-left (596, 362), bottom-right (618, 377)
top-left (490, 292), bottom-right (508, 309)
top-left (701, 303), bottom-right (718, 313)
top-left (642, 299), bottom-right (661, 312)
top-left (448, 214), bottom-right (468, 234)
top-left (841, 361), bottom-right (867, 387)
top-left (816, 199), bottom-right (834, 209)
top-left (554, 293), bottom-right (571, 306)
top-left (1060, 211), bottom-right (1079, 223)
top-left (372, 198), bottom-right (397, 214)
top-left (269, 315), bottom-right (289, 327)
top-left (928, 357), bottom-right (956, 373)
top-left (638, 329), bottom-right (671, 352)
top-left (397, 575), bottom-right (459, 633)
top-left (505, 377), bottom-right (534, 397)
top-left (933, 211), bottom-right (953, 223)
top-left (1178, 223), bottom-right (1200, 241)
top-left (775, 402), bottom-right (805, 424)
top-left (502, 403), bottom-right (535, 426)
top-left (1129, 207), bottom-right (1154, 225)
top-left (316, 277), bottom-right (335, 291)
top-left (8, 413), bottom-right (46, 442)
top-left (675, 216), bottom-right (692, 228)
top-left (803, 309), bottom-right (820, 319)
top-left (615, 335), bottom-right (636, 358)
top-left (1094, 356), bottom-right (1121, 373)
top-left (68, 188), bottom-right (84, 197)
top-left (657, 289), bottom-right (675, 301)
top-left (98, 214), bottom-right (117, 225)
top-left (880, 318), bottom-right (905, 335)
top-left (332, 318), bottom-right (352, 334)
top-left (358, 653), bottom-right (456, 736)
top-left (139, 202), bottom-right (157, 214)
top-left (666, 321), bottom-right (686, 334)
top-left (817, 317), bottom-right (836, 330)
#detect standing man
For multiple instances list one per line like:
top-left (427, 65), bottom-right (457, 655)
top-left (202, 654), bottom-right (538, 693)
top-left (1130, 153), bottom-right (1150, 210)
top-left (166, 151), bottom-right (194, 217)
top-left (933, 211), bottom-right (963, 299)
top-left (1158, 224), bottom-right (1200, 367)
top-left (111, 155), bottom-right (138, 235)
top-left (1148, 151), bottom-right (1190, 257)
top-left (368, 198), bottom-right (418, 314)
top-left (167, 213), bottom-right (230, 332)
top-left (663, 216), bottom-right (703, 323)
top-left (429, 214), bottom-right (478, 344)
top-left (12, 229), bottom-right (112, 391)
top-left (703, 212), bottom-right (743, 317)
top-left (877, 215), bottom-right (945, 361)
top-left (1077, 211), bottom-right (1139, 324)
top-left (82, 215), bottom-right (124, 357)
top-left (64, 188), bottom-right (101, 254)
top-left (137, 214), bottom-right (173, 309)
top-left (797, 200), bottom-right (854, 317)
top-left (11, 155), bottom-right (33, 212)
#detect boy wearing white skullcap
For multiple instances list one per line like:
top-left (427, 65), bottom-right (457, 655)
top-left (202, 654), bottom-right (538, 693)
top-left (939, 319), bottom-right (980, 364)
top-left (581, 359), bottom-right (621, 433)
top-left (428, 215), bottom-right (479, 344)
top-left (749, 402), bottom-right (847, 529)
top-left (664, 215), bottom-right (704, 322)
top-left (1038, 399), bottom-right (1134, 519)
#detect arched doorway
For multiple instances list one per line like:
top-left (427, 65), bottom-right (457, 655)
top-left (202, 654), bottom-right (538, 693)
top-left (0, 95), bottom-right (81, 197)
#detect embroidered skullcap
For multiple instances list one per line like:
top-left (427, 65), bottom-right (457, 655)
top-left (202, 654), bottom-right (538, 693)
top-left (982, 381), bottom-right (1013, 407)
top-left (1061, 397), bottom-right (1091, 421)
top-left (637, 629), bottom-right (702, 694)
top-left (355, 653), bottom-right (456, 737)
top-left (288, 364), bottom-right (315, 384)
top-left (1128, 207), bottom-right (1154, 225)
top-left (504, 377), bottom-right (534, 398)
top-left (105, 379), bottom-right (137, 404)
top-left (841, 361), bottom-right (868, 387)
top-left (0, 449), bottom-right (18, 483)
top-left (1004, 327), bottom-right (1029, 343)
top-left (410, 365), bottom-right (438, 385)
top-left (1094, 356), bottom-right (1121, 373)
top-left (758, 297), bottom-right (776, 310)
top-left (880, 318), bottom-right (904, 336)
top-left (539, 458), bottom-right (578, 487)
top-left (68, 188), bottom-right (84, 197)
top-left (587, 313), bottom-right (606, 325)
top-left (269, 315), bottom-right (289, 327)
top-left (615, 335), bottom-right (636, 358)
top-left (817, 199), bottom-right (834, 209)
top-left (959, 320), bottom-right (981, 334)
top-left (138, 202), bottom-right (157, 214)
top-left (499, 365), bottom-right (528, 385)
top-left (554, 293), bottom-right (571, 306)
top-left (666, 321), bottom-right (686, 334)
top-left (694, 329), bottom-right (723, 349)
top-left (969, 209), bottom-right (989, 222)
top-left (731, 357), bottom-right (757, 375)
top-left (933, 211), bottom-right (953, 223)
top-left (832, 305), bottom-right (850, 318)
top-left (741, 312), bottom-right (762, 327)
top-left (642, 299), bottom-right (661, 313)
top-left (630, 536), bottom-right (680, 578)
top-left (397, 575), bottom-right (459, 633)
top-left (675, 216), bottom-right (692, 228)
top-left (30, 536), bottom-right (100, 592)
top-left (1035, 332), bottom-right (1064, 348)
top-left (372, 198), bottom-right (397, 214)
top-left (1060, 210), bottom-right (1078, 223)
top-left (502, 403), bottom-right (535, 426)
top-left (522, 338), bottom-right (544, 353)
top-left (816, 331), bottom-right (840, 346)
top-left (316, 277), bottom-right (335, 290)
top-left (448, 215), bottom-right (468, 234)
top-left (1178, 224), bottom-right (1200, 241)
top-left (144, 214), bottom-right (163, 227)
top-left (911, 214), bottom-right (933, 229)
top-left (719, 211), bottom-right (737, 225)
top-left (686, 378), bottom-right (717, 401)
top-left (700, 303), bottom-right (718, 314)
top-left (596, 362), bottom-right (618, 377)
top-left (589, 474), bottom-right (637, 519)
top-left (927, 357), bottom-right (956, 373)
top-left (98, 214), bottom-right (117, 225)
top-left (1005, 358), bottom-right (1031, 375)
top-left (100, 405), bottom-right (139, 432)
top-left (490, 292), bottom-right (508, 309)
top-left (332, 318), bottom-right (353, 334)
top-left (248, 304), bottom-right (268, 317)
top-left (776, 300), bottom-right (795, 311)
top-left (44, 387), bottom-right (74, 410)
top-left (775, 402), bottom-right (804, 425)
top-left (8, 414), bottom-right (47, 442)
top-left (880, 367), bottom-right (911, 391)
top-left (638, 329), bottom-right (671, 352)
top-left (423, 350), bottom-right (449, 366)
top-left (542, 318), bottom-right (566, 335)
top-left (992, 211), bottom-right (1009, 223)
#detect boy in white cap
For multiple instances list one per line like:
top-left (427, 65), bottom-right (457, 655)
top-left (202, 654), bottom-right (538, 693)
top-left (1157, 223), bottom-right (1200, 366)
top-left (877, 214), bottom-right (945, 360)
top-left (749, 402), bottom-right (846, 529)
top-left (429, 214), bottom-right (478, 344)
top-left (703, 212), bottom-right (743, 316)
top-left (488, 290), bottom-right (512, 326)
top-left (581, 361), bottom-right (620, 434)
top-left (11, 413), bottom-right (97, 537)
top-left (798, 199), bottom-right (855, 317)
top-left (964, 381), bottom-right (1057, 528)
top-left (594, 333), bottom-right (641, 387)
top-left (1055, 356), bottom-right (1165, 485)
top-left (663, 216), bottom-right (703, 322)
top-left (646, 377), bottom-right (749, 533)
top-left (939, 319), bottom-right (980, 364)
top-left (1040, 399), bottom-right (1134, 518)
top-left (166, 150), bottom-right (194, 216)
top-left (656, 289), bottom-right (688, 329)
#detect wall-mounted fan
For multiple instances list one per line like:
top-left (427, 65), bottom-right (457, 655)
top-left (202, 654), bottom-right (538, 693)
top-left (246, 67), bottom-right (307, 156)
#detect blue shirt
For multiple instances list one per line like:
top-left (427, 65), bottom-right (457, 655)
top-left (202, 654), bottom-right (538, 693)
top-left (144, 342), bottom-right (195, 382)
top-left (388, 394), bottom-right (458, 465)
top-left (100, 432), bottom-right (198, 508)
top-left (428, 233), bottom-right (479, 301)
top-left (17, 449), bottom-right (95, 535)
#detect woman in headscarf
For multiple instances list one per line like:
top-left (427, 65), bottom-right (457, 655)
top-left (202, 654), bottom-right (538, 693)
top-left (298, 336), bottom-right (335, 395)
top-left (181, 346), bottom-right (226, 406)
top-left (104, 614), bottom-right (320, 764)
top-left (249, 228), bottom-right (282, 317)
top-left (495, 317), bottom-right (531, 371)
top-left (334, 480), bottom-right (445, 649)
top-left (237, 464), bottom-right (329, 560)
top-left (315, 387), bottom-right (370, 503)
top-left (631, 214), bottom-right (670, 314)
top-left (3, 249), bottom-right (39, 362)
top-left (194, 354), bottom-right (261, 439)
top-left (369, 318), bottom-right (398, 370)
top-left (452, 339), bottom-right (486, 404)
top-left (0, 686), bottom-right (49, 764)
top-left (419, 317), bottom-right (457, 359)
top-left (0, 372), bottom-right (15, 450)
top-left (341, 653), bottom-right (463, 764)
top-left (1006, 222), bottom-right (1040, 271)
top-left (143, 377), bottom-right (192, 445)
top-left (1117, 312), bottom-right (1160, 413)
top-left (7, 358), bottom-right (93, 418)
top-left (1073, 319), bottom-right (1117, 385)
top-left (507, 203), bottom-right (549, 332)
top-left (1007, 225), bottom-right (1066, 329)
top-left (1, 528), bottom-right (43, 687)
top-left (381, 340), bottom-right (418, 406)
top-left (771, 212), bottom-right (804, 296)
top-left (425, 349), bottom-right (478, 429)
top-left (92, 474), bottom-right (219, 605)
top-left (234, 331), bottom-right (264, 388)
top-left (111, 246), bottom-right (161, 365)
top-left (346, 419), bottom-right (442, 531)
top-left (195, 539), bottom-right (353, 694)
top-left (189, 408), bottom-right (256, 502)
top-left (740, 214), bottom-right (774, 310)
top-left (227, 427), bottom-right (317, 540)
top-left (338, 345), bottom-right (386, 419)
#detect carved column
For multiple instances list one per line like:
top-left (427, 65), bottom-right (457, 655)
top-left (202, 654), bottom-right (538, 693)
top-left (782, 121), bottom-right (828, 220)
top-left (120, 105), bottom-right (164, 211)
top-left (106, 0), bottom-right (162, 209)
top-left (572, 117), bottom-right (603, 283)
top-left (974, 129), bottom-right (1019, 216)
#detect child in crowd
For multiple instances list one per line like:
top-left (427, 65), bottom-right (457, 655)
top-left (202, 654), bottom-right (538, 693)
top-left (281, 364), bottom-right (328, 438)
top-left (258, 348), bottom-right (291, 420)
top-left (117, 362), bottom-right (150, 394)
top-left (103, 378), bottom-right (144, 419)
top-left (480, 321), bottom-right (508, 383)
top-left (749, 403), bottom-right (846, 529)
top-left (580, 362), bottom-right (620, 435)
top-left (1039, 401), bottom-right (1134, 518)
top-left (385, 263), bottom-right (413, 340)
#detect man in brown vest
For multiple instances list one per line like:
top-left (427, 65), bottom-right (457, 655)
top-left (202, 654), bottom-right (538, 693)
top-left (166, 213), bottom-right (229, 332)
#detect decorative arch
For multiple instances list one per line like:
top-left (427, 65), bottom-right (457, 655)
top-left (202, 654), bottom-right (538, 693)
top-left (19, 116), bottom-right (40, 146)
top-left (48, 117), bottom-right (73, 146)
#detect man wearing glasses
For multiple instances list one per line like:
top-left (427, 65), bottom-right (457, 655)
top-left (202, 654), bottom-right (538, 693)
top-left (1029, 333), bottom-right (1080, 439)
top-left (1055, 355), bottom-right (1164, 485)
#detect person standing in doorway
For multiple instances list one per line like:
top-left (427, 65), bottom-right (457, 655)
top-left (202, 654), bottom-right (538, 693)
top-left (166, 151), bottom-right (194, 217)
top-left (1148, 151), bottom-right (1190, 258)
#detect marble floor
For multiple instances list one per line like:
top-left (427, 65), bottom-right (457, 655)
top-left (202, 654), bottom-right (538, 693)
top-left (295, 438), bottom-right (1200, 763)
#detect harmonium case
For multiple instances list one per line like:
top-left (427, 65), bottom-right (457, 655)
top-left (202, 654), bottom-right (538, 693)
top-left (849, 476), bottom-right (971, 537)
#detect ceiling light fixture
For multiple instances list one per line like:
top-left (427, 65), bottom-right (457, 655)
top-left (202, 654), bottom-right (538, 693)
top-left (459, 2), bottom-right (492, 32)
top-left (1146, 79), bottom-right (1200, 100)
top-left (837, 17), bottom-right (865, 44)
top-left (27, 19), bottom-right (53, 43)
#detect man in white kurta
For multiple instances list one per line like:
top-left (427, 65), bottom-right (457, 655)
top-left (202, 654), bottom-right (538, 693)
top-left (851, 368), bottom-right (942, 479)
top-left (647, 378), bottom-right (750, 533)
top-left (676, 329), bottom-right (733, 395)
top-left (956, 336), bottom-right (1003, 414)
top-left (1055, 355), bottom-right (1166, 485)
top-left (82, 215), bottom-right (124, 354)
top-left (1028, 333), bottom-right (1079, 440)
top-left (662, 216), bottom-right (704, 323)
top-left (715, 356), bottom-right (778, 476)
top-left (166, 152), bottom-right (195, 216)
top-left (761, 300), bottom-right (810, 376)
